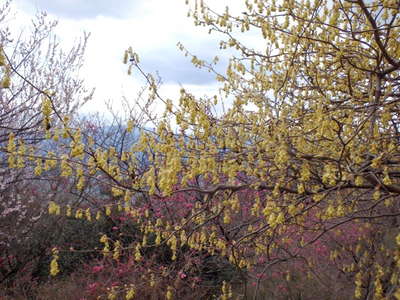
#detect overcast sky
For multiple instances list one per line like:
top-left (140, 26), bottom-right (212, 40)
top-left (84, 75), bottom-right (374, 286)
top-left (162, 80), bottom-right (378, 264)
top-left (11, 0), bottom-right (245, 116)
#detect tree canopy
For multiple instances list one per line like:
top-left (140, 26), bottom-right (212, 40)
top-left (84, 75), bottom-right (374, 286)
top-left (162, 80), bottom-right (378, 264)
top-left (2, 0), bottom-right (400, 299)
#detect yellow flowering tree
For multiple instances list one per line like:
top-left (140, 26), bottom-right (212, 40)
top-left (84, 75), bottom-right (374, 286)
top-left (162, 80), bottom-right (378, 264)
top-left (4, 0), bottom-right (400, 299)
top-left (119, 0), bottom-right (400, 298)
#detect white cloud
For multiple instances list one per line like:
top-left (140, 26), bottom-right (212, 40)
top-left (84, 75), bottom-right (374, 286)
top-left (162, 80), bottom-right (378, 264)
top-left (11, 0), bottom-right (258, 118)
top-left (15, 0), bottom-right (137, 19)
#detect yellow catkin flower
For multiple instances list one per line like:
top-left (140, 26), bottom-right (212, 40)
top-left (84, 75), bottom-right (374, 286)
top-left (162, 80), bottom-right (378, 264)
top-left (124, 191), bottom-right (131, 202)
top-left (373, 189), bottom-right (380, 201)
top-left (50, 247), bottom-right (60, 276)
top-left (7, 133), bottom-right (16, 153)
top-left (125, 286), bottom-right (135, 300)
top-left (60, 156), bottom-right (72, 177)
top-left (142, 235), bottom-right (147, 246)
top-left (166, 286), bottom-right (173, 300)
top-left (127, 120), bottom-right (134, 133)
top-left (267, 212), bottom-right (277, 227)
top-left (100, 234), bottom-right (108, 243)
top-left (107, 287), bottom-right (117, 300)
top-left (34, 158), bottom-right (43, 176)
top-left (113, 240), bottom-right (121, 260)
top-left (155, 232), bottom-right (162, 245)
top-left (106, 205), bottom-right (112, 216)
top-left (48, 201), bottom-right (60, 215)
top-left (239, 259), bottom-right (247, 268)
top-left (7, 155), bottom-right (16, 168)
top-left (102, 243), bottom-right (110, 257)
top-left (134, 244), bottom-right (142, 261)
top-left (66, 205), bottom-right (72, 217)
top-left (42, 97), bottom-right (52, 117)
top-left (85, 208), bottom-right (91, 221)
top-left (297, 183), bottom-right (305, 194)
top-left (75, 208), bottom-right (83, 219)
top-left (149, 273), bottom-right (156, 287)
top-left (355, 176), bottom-right (364, 186)
top-left (76, 176), bottom-right (85, 190)
top-left (276, 211), bottom-right (284, 224)
top-left (1, 74), bottom-right (11, 88)
top-left (155, 218), bottom-right (162, 227)
top-left (0, 48), bottom-right (5, 66)
top-left (354, 272), bottom-right (363, 299)
top-left (50, 258), bottom-right (59, 276)
top-left (121, 151), bottom-right (128, 161)
top-left (221, 281), bottom-right (232, 300)
top-left (223, 212), bottom-right (231, 224)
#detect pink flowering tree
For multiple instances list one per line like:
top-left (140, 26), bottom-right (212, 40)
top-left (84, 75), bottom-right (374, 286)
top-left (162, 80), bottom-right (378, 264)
top-left (0, 0), bottom-right (92, 295)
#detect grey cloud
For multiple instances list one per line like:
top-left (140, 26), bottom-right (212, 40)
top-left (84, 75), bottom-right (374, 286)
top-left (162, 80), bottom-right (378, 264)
top-left (16, 0), bottom-right (136, 19)
top-left (138, 41), bottom-right (230, 85)
top-left (141, 54), bottom-right (216, 85)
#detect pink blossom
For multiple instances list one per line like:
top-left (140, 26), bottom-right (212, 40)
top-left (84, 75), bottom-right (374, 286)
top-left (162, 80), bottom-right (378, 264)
top-left (87, 282), bottom-right (99, 292)
top-left (92, 265), bottom-right (104, 273)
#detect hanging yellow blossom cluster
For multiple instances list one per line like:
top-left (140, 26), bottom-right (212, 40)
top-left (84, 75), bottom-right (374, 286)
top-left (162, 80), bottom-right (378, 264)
top-left (0, 47), bottom-right (11, 88)
top-left (49, 247), bottom-right (60, 276)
